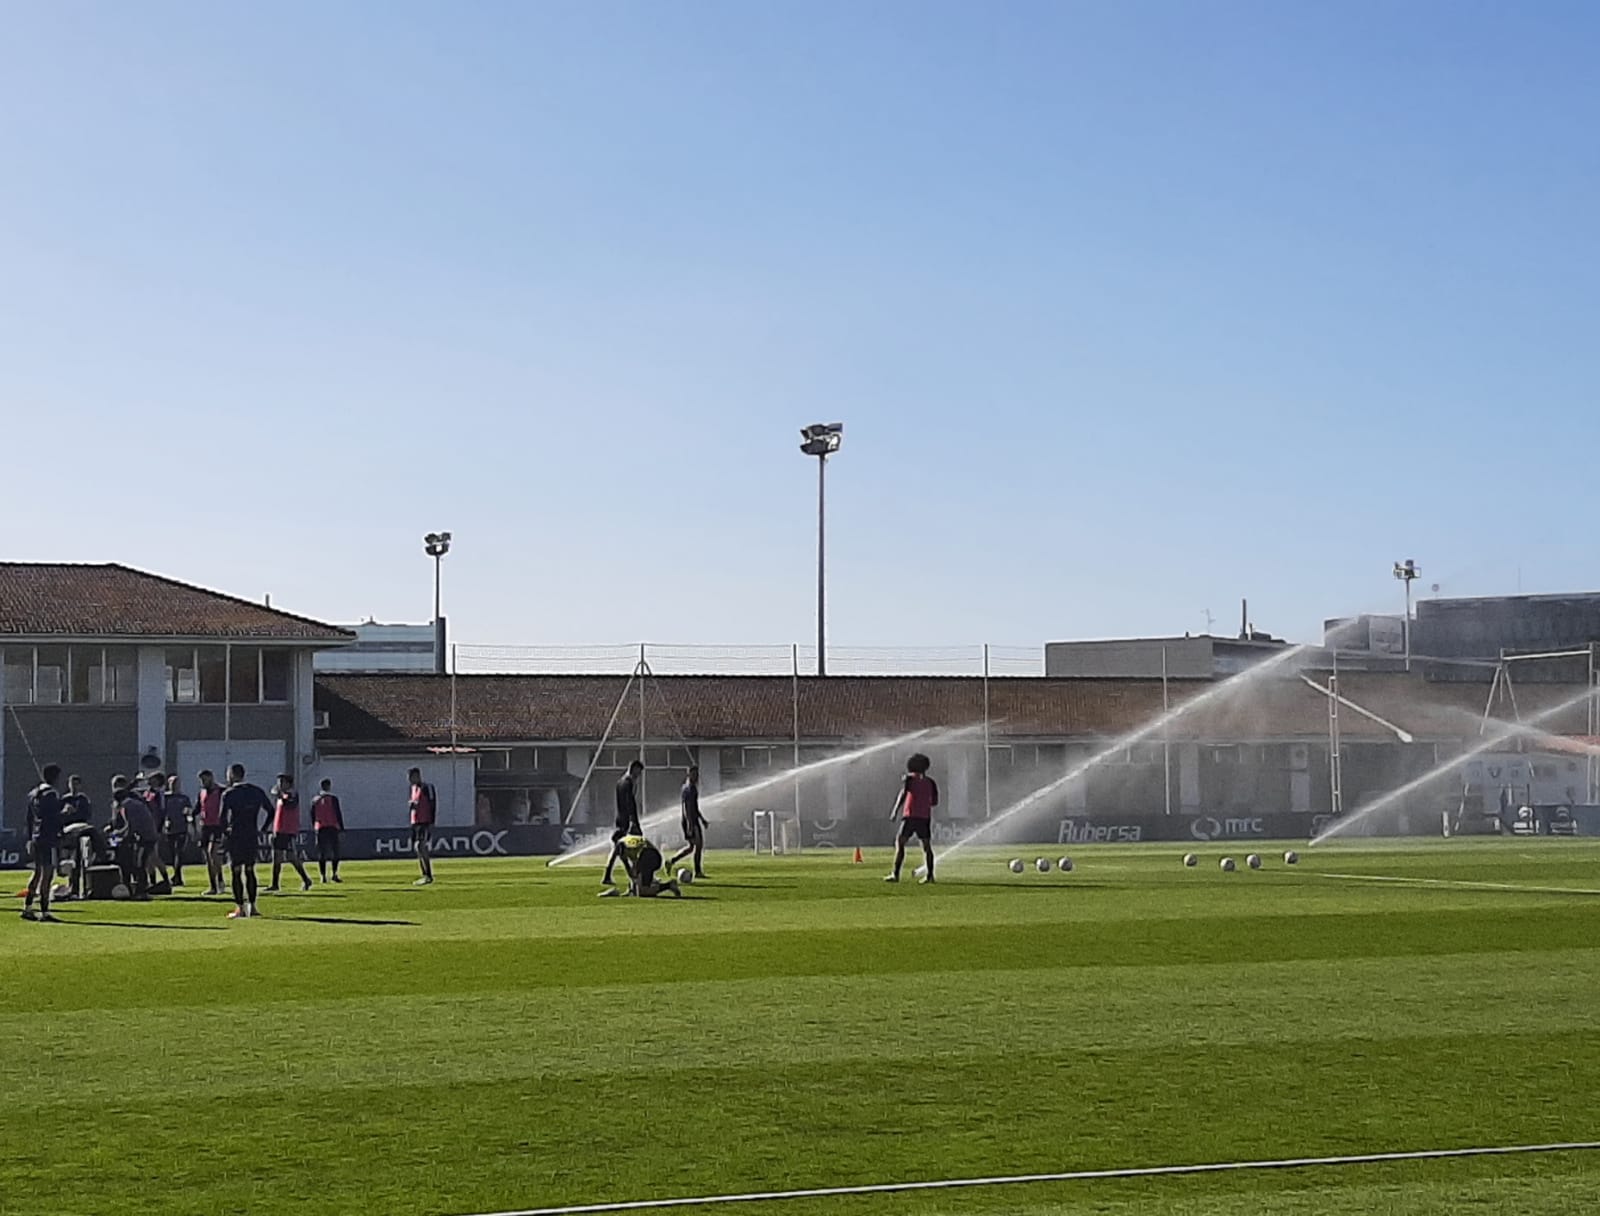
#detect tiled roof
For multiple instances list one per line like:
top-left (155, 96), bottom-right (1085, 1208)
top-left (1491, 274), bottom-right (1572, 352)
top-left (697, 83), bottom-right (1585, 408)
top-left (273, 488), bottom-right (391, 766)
top-left (0, 563), bottom-right (353, 643)
top-left (315, 670), bottom-right (1597, 746)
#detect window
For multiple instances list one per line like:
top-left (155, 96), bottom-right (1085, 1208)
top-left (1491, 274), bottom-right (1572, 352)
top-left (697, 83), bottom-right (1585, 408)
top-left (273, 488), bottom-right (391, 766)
top-left (478, 750), bottom-right (511, 771)
top-left (3, 647), bottom-right (33, 704)
top-left (69, 647), bottom-right (95, 704)
top-left (198, 647), bottom-right (227, 704)
top-left (34, 646), bottom-right (67, 705)
top-left (229, 647), bottom-right (260, 704)
top-left (167, 648), bottom-right (199, 703)
top-left (104, 647), bottom-right (137, 704)
top-left (261, 649), bottom-right (291, 703)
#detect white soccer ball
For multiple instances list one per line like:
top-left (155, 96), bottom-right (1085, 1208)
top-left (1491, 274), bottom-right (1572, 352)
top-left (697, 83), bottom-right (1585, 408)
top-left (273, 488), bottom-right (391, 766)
top-left (914, 864), bottom-right (928, 879)
top-left (1283, 850), bottom-right (1300, 865)
top-left (1035, 858), bottom-right (1051, 873)
top-left (1246, 854), bottom-right (1262, 870)
top-left (1183, 853), bottom-right (1198, 867)
top-left (1058, 857), bottom-right (1074, 873)
top-left (51, 883), bottom-right (69, 899)
top-left (111, 883), bottom-right (131, 900)
top-left (1008, 859), bottom-right (1024, 874)
top-left (677, 868), bottom-right (693, 885)
top-left (1220, 857), bottom-right (1237, 873)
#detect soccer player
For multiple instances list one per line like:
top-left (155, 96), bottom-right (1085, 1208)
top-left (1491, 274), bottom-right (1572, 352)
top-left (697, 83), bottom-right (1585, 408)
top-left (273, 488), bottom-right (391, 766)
top-left (668, 765), bottom-right (708, 879)
top-left (62, 775), bottom-right (95, 900)
top-left (409, 767), bottom-right (437, 886)
top-left (194, 769), bottom-right (227, 896)
top-left (267, 773), bottom-right (313, 893)
top-left (311, 779), bottom-right (345, 883)
top-left (111, 776), bottom-right (160, 900)
top-left (23, 764), bottom-right (65, 922)
top-left (602, 760), bottom-right (645, 888)
top-left (886, 752), bottom-right (938, 885)
top-left (163, 775), bottom-right (193, 888)
top-left (144, 772), bottom-right (173, 889)
top-left (599, 833), bottom-right (681, 899)
top-left (220, 764), bottom-right (273, 919)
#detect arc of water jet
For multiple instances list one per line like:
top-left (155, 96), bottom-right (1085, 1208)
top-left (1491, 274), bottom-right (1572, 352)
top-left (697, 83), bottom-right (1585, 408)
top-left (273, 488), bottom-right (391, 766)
top-left (547, 723), bottom-right (983, 866)
top-left (1297, 675), bottom-right (1414, 743)
top-left (1310, 683), bottom-right (1600, 845)
top-left (941, 642), bottom-right (1315, 861)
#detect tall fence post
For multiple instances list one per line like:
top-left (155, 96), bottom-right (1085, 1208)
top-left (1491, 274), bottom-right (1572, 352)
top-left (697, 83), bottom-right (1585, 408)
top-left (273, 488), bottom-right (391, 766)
top-left (982, 643), bottom-right (992, 818)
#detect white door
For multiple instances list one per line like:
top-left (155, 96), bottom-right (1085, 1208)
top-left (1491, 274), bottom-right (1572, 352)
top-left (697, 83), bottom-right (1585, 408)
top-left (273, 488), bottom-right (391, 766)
top-left (175, 740), bottom-right (286, 788)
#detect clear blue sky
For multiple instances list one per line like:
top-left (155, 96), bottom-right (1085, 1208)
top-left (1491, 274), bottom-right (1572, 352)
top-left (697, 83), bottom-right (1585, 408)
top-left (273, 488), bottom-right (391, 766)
top-left (3, 1), bottom-right (1596, 648)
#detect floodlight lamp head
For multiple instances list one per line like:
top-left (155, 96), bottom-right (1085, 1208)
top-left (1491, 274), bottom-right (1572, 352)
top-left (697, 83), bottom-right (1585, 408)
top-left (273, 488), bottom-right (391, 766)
top-left (799, 422), bottom-right (843, 457)
top-left (1393, 558), bottom-right (1418, 582)
top-left (424, 532), bottom-right (452, 558)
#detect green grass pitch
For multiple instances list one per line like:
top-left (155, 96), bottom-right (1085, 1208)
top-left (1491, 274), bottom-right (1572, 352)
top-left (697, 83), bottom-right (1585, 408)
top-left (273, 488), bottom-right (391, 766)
top-left (4, 840), bottom-right (1600, 1215)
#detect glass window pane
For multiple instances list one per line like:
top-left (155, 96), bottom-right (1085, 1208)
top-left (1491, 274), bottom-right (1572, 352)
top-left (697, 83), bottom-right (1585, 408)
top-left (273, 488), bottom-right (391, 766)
top-left (166, 648), bottom-right (198, 703)
top-left (35, 646), bottom-right (67, 705)
top-left (104, 646), bottom-right (137, 704)
top-left (69, 646), bottom-right (98, 704)
top-left (198, 646), bottom-right (227, 704)
top-left (3, 647), bottom-right (33, 704)
top-left (229, 647), bottom-right (260, 704)
top-left (261, 649), bottom-right (291, 703)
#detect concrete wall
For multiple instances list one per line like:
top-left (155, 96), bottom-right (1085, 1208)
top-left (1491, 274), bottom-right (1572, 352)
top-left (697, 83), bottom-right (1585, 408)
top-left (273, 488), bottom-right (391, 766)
top-left (312, 754), bottom-right (476, 830)
top-left (1046, 638), bottom-right (1214, 679)
top-left (3, 708), bottom-right (139, 829)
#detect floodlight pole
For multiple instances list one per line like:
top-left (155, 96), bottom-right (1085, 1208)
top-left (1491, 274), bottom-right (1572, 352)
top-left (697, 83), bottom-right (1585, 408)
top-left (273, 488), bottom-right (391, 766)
top-left (800, 424), bottom-right (841, 677)
top-left (1393, 559), bottom-right (1419, 673)
top-left (816, 453), bottom-right (827, 676)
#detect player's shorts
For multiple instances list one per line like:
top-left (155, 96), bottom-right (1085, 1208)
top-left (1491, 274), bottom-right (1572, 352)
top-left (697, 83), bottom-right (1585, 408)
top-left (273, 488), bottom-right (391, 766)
top-left (316, 826), bottom-right (341, 848)
top-left (898, 817), bottom-right (932, 842)
top-left (681, 821), bottom-right (704, 845)
top-left (166, 831), bottom-right (188, 851)
top-left (30, 841), bottom-right (60, 868)
top-left (200, 824), bottom-right (224, 846)
top-left (272, 832), bottom-right (298, 853)
top-left (228, 837), bottom-right (258, 865)
top-left (410, 823), bottom-right (433, 845)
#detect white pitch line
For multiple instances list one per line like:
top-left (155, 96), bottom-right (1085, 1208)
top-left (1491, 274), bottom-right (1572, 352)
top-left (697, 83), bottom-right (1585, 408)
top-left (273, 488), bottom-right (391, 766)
top-left (465, 1141), bottom-right (1600, 1216)
top-left (1322, 872), bottom-right (1600, 897)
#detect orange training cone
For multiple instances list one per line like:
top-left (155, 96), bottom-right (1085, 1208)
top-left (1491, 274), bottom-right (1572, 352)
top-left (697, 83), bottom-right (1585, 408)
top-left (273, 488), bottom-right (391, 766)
top-left (853, 846), bottom-right (863, 864)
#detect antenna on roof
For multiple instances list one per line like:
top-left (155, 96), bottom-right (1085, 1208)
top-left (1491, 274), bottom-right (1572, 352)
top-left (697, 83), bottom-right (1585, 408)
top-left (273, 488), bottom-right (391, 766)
top-left (264, 593), bottom-right (272, 608)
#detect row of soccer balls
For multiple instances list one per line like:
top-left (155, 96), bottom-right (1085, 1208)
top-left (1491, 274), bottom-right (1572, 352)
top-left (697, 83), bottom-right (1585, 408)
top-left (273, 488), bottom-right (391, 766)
top-left (1002, 851), bottom-right (1303, 875)
top-left (1006, 857), bottom-right (1076, 873)
top-left (1186, 851), bottom-right (1300, 871)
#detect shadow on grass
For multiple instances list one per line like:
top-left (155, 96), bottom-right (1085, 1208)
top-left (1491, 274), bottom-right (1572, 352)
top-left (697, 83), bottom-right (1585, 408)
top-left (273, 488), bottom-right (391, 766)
top-left (288, 915), bottom-right (419, 927)
top-left (954, 881), bottom-right (1117, 891)
top-left (59, 919), bottom-right (229, 932)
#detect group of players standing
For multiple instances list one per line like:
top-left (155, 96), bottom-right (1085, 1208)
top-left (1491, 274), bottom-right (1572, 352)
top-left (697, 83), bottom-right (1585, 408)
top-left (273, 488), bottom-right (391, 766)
top-left (23, 752), bottom-right (941, 916)
top-left (21, 763), bottom-right (442, 921)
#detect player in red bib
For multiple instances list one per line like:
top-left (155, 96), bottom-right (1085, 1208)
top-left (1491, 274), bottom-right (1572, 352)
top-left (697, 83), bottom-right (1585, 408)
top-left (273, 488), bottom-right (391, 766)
top-left (311, 778), bottom-right (345, 883)
top-left (886, 752), bottom-right (938, 885)
top-left (267, 773), bottom-right (313, 893)
top-left (194, 770), bottom-right (227, 896)
top-left (409, 767), bottom-right (437, 886)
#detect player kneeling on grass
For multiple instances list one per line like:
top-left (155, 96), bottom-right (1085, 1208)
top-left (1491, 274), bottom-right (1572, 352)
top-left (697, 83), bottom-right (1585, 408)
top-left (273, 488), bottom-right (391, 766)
top-left (886, 753), bottom-right (938, 885)
top-left (600, 834), bottom-right (681, 899)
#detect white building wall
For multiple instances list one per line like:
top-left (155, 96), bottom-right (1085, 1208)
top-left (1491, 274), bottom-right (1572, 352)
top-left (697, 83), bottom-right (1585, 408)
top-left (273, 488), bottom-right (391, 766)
top-left (313, 755), bottom-right (476, 830)
top-left (136, 646), bottom-right (167, 766)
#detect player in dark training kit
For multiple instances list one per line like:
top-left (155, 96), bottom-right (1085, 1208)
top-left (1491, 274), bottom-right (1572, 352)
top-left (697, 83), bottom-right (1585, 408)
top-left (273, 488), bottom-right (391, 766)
top-left (602, 760), bottom-right (645, 888)
top-left (194, 770), bottom-right (227, 895)
top-left (312, 779), bottom-right (345, 883)
top-left (220, 764), bottom-right (273, 919)
top-left (23, 764), bottom-right (66, 922)
top-left (267, 774), bottom-right (314, 892)
top-left (668, 765), bottom-right (708, 879)
top-left (409, 768), bottom-right (437, 886)
top-left (886, 752), bottom-right (939, 885)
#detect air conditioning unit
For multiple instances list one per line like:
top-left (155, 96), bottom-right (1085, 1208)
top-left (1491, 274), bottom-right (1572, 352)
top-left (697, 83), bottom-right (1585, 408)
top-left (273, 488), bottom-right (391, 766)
top-left (312, 711), bottom-right (330, 731)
